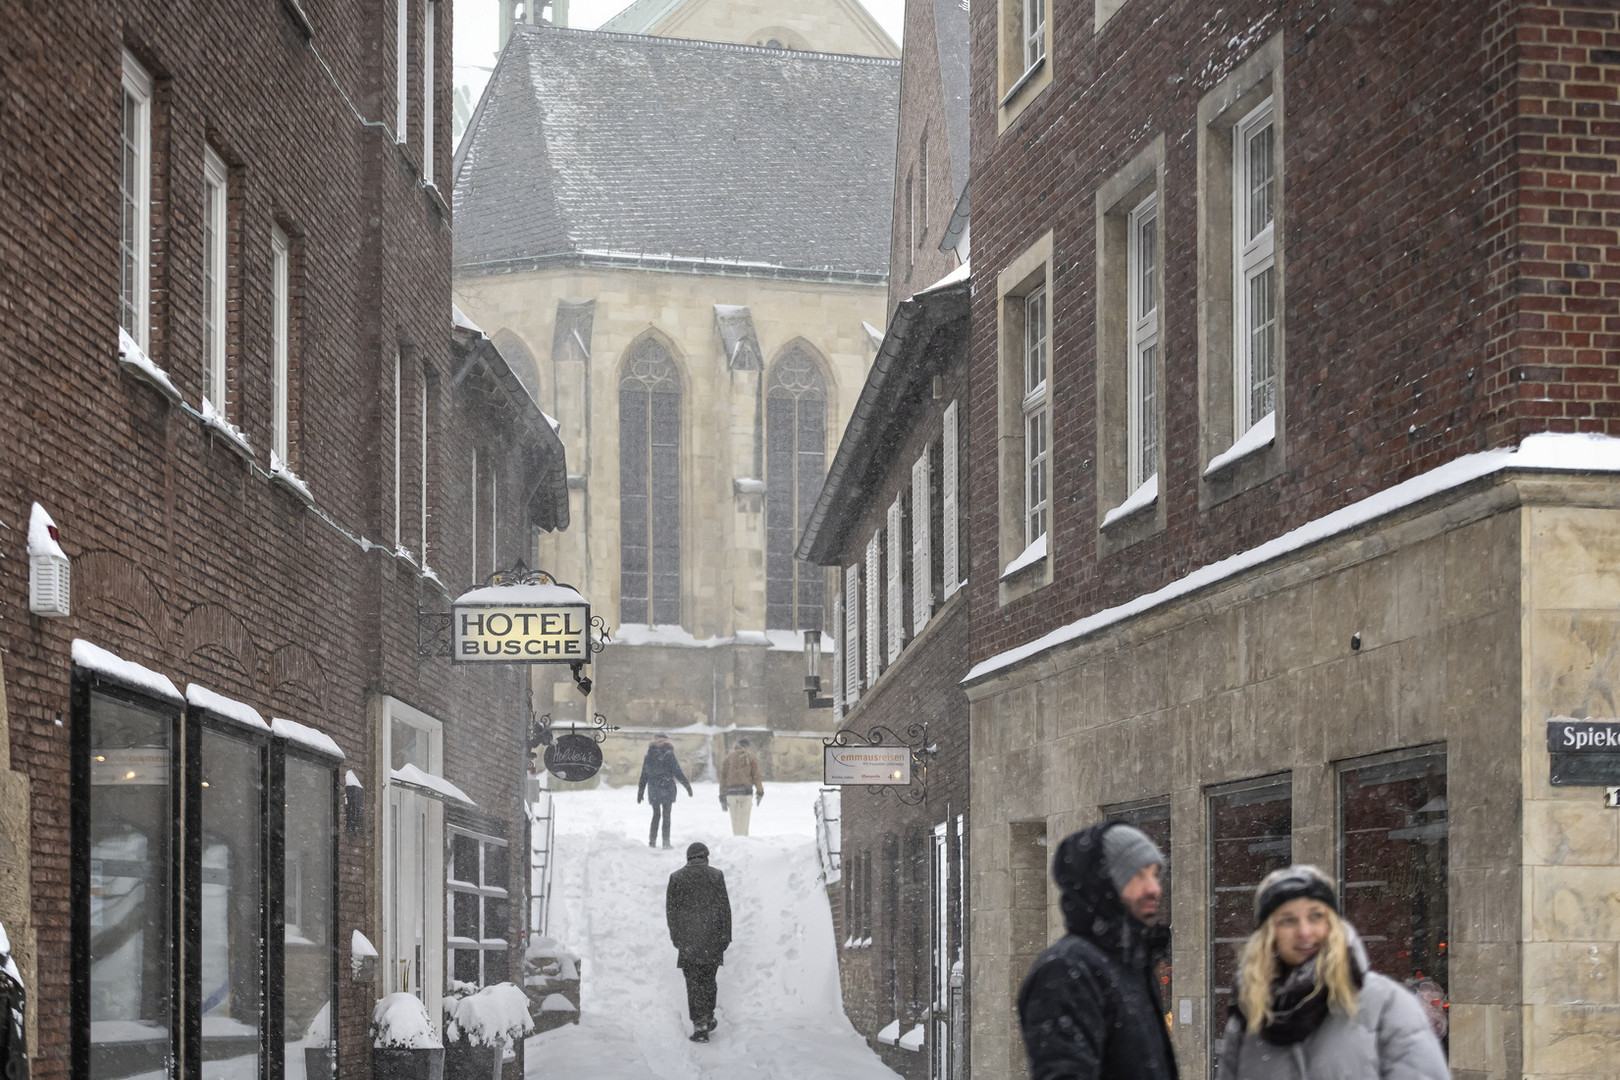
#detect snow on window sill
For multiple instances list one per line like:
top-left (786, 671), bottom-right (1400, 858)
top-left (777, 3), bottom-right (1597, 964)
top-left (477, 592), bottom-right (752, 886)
top-left (1000, 55), bottom-right (1046, 108)
top-left (200, 398), bottom-right (255, 461)
top-left (898, 1024), bottom-right (926, 1052)
top-left (1204, 411), bottom-right (1275, 477)
top-left (117, 328), bottom-right (181, 403)
top-left (733, 477), bottom-right (765, 495)
top-left (876, 1019), bottom-right (901, 1046)
top-left (269, 450), bottom-right (315, 506)
top-left (1101, 474), bottom-right (1158, 530)
top-left (1001, 532), bottom-right (1047, 579)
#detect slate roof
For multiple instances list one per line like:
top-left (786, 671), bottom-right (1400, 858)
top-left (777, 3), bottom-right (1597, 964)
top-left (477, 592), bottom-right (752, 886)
top-left (453, 25), bottom-right (899, 280)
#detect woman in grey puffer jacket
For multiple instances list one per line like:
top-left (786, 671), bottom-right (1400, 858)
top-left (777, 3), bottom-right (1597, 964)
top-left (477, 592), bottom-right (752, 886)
top-left (1218, 866), bottom-right (1449, 1080)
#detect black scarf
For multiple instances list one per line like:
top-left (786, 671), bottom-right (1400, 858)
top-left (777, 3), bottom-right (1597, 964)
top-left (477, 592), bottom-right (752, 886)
top-left (1254, 953), bottom-right (1365, 1046)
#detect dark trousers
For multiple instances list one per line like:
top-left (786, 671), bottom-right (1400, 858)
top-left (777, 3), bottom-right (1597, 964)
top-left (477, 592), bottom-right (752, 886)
top-left (681, 962), bottom-right (718, 1027)
top-left (649, 801), bottom-right (673, 846)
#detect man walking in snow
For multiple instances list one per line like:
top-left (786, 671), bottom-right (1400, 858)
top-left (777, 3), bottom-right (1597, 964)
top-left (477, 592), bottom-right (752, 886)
top-left (637, 733), bottom-right (694, 849)
top-left (1018, 821), bottom-right (1177, 1080)
top-left (718, 738), bottom-right (764, 836)
top-left (665, 841), bottom-right (732, 1042)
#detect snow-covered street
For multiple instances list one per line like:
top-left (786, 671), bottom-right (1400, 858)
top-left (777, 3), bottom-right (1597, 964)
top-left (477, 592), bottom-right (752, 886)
top-left (525, 780), bottom-right (900, 1080)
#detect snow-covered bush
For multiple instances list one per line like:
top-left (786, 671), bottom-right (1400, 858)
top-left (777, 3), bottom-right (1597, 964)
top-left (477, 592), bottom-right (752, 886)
top-left (371, 993), bottom-right (442, 1049)
top-left (443, 982), bottom-right (534, 1048)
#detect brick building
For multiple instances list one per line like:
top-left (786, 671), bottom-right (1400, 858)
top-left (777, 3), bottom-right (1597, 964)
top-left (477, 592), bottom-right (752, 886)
top-left (795, 1), bottom-right (974, 1076)
top-left (0, 2), bottom-right (571, 1077)
top-left (963, 2), bottom-right (1620, 1079)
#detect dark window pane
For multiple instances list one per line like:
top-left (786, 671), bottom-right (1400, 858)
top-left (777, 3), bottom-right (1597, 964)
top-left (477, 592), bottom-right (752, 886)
top-left (483, 896), bottom-right (509, 942)
top-left (451, 834), bottom-right (478, 884)
top-left (484, 950), bottom-right (509, 987)
top-left (1208, 781), bottom-right (1290, 1051)
top-left (452, 949), bottom-right (480, 985)
top-left (453, 891), bottom-right (480, 939)
top-left (283, 757), bottom-right (335, 1060)
top-left (200, 728), bottom-right (265, 1079)
top-left (484, 843), bottom-right (508, 890)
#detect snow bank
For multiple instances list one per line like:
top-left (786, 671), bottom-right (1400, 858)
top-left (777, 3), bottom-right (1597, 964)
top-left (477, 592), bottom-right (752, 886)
top-left (445, 982), bottom-right (534, 1046)
top-left (372, 992), bottom-right (441, 1049)
top-left (72, 639), bottom-right (183, 702)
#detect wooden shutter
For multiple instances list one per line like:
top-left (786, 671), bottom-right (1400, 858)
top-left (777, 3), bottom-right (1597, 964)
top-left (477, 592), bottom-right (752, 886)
top-left (845, 564), bottom-right (862, 703)
top-left (886, 498), bottom-right (904, 663)
top-left (865, 533), bottom-right (882, 685)
top-left (943, 401), bottom-right (961, 598)
top-left (911, 451), bottom-right (932, 634)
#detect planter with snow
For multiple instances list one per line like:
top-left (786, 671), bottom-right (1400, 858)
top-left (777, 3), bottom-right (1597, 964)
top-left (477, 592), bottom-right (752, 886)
top-left (371, 993), bottom-right (444, 1080)
top-left (442, 982), bottom-right (534, 1080)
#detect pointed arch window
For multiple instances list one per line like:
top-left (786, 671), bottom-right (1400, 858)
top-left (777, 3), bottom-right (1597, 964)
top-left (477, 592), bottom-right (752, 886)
top-left (620, 338), bottom-right (682, 625)
top-left (766, 345), bottom-right (827, 631)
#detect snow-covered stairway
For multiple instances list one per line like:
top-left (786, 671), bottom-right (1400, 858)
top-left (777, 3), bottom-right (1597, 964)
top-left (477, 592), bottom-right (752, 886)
top-left (525, 781), bottom-right (902, 1079)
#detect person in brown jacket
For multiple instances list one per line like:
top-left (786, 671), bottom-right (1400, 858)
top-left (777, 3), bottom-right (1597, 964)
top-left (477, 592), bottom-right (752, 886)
top-left (717, 738), bottom-right (764, 836)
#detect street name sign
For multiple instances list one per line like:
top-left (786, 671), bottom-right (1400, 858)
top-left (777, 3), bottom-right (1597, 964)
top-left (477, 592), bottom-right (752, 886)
top-left (1547, 719), bottom-right (1620, 786)
top-left (824, 744), bottom-right (912, 786)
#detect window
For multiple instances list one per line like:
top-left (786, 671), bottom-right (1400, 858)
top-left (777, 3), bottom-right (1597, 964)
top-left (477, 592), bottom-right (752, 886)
top-left (382, 700), bottom-right (446, 1031)
top-left (1128, 195), bottom-right (1160, 493)
top-left (271, 227), bottom-right (290, 463)
top-left (618, 338), bottom-right (682, 625)
top-left (283, 753), bottom-right (338, 1080)
top-left (910, 451), bottom-right (932, 635)
top-left (392, 352), bottom-right (404, 548)
top-left (1340, 750), bottom-right (1448, 1043)
top-left (1207, 778), bottom-right (1291, 1055)
top-left (198, 725), bottom-right (266, 1079)
top-left (997, 0), bottom-right (1052, 131)
top-left (423, 1), bottom-right (437, 185)
top-left (765, 345), bottom-right (827, 631)
top-left (447, 827), bottom-right (510, 987)
top-left (918, 132), bottom-right (929, 249)
top-left (1234, 98), bottom-right (1277, 434)
top-left (202, 150), bottom-right (228, 411)
top-left (120, 52), bottom-right (153, 351)
top-left (904, 168), bottom-right (915, 269)
top-left (395, 0), bottom-right (409, 141)
top-left (420, 372), bottom-right (431, 566)
top-left (1024, 0), bottom-right (1046, 71)
top-left (1022, 286), bottom-right (1050, 548)
top-left (996, 233), bottom-right (1054, 600)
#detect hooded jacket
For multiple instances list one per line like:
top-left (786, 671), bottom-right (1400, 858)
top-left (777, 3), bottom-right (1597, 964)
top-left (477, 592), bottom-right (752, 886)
top-left (665, 850), bottom-right (732, 969)
top-left (1017, 823), bottom-right (1178, 1080)
top-left (637, 738), bottom-right (691, 805)
top-left (1217, 927), bottom-right (1449, 1080)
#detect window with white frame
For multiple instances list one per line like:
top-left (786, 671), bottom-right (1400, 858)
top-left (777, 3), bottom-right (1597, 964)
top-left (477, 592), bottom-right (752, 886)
top-left (392, 353), bottom-right (404, 547)
top-left (382, 700), bottom-right (447, 1030)
top-left (120, 52), bottom-right (153, 351)
top-left (202, 150), bottom-right (228, 411)
top-left (423, 0), bottom-right (437, 185)
top-left (1024, 0), bottom-right (1047, 72)
top-left (1128, 193), bottom-right (1160, 491)
top-left (447, 826), bottom-right (510, 987)
top-left (271, 227), bottom-right (290, 463)
top-left (1022, 286), bottom-right (1050, 547)
top-left (420, 373), bottom-right (430, 565)
top-left (395, 0), bottom-right (409, 142)
top-left (1234, 97), bottom-right (1277, 434)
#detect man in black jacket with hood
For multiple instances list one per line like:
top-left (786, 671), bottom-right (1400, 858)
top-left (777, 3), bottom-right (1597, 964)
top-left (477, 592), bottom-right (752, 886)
top-left (665, 842), bottom-right (731, 1042)
top-left (1018, 821), bottom-right (1178, 1080)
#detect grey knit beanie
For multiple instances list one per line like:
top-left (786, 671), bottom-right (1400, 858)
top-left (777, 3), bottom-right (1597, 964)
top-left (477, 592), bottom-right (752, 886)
top-left (1100, 824), bottom-right (1164, 894)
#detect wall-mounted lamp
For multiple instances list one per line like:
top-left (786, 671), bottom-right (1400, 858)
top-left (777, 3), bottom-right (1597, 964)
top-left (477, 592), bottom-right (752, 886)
top-left (803, 629), bottom-right (834, 710)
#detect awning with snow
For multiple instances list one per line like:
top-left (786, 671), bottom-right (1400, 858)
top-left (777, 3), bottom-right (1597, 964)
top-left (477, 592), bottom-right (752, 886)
top-left (389, 764), bottom-right (476, 807)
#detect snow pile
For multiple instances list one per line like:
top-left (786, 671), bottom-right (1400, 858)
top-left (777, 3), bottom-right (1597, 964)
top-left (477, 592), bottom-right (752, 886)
top-left (525, 780), bottom-right (901, 1079)
top-left (28, 503), bottom-right (65, 559)
top-left (186, 684), bottom-right (271, 733)
top-left (72, 639), bottom-right (183, 702)
top-left (445, 982), bottom-right (534, 1047)
top-left (372, 992), bottom-right (441, 1049)
top-left (272, 717), bottom-right (343, 759)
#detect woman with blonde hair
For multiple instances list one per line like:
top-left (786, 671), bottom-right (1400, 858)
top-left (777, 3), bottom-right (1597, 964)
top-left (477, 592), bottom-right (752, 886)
top-left (1218, 865), bottom-right (1448, 1079)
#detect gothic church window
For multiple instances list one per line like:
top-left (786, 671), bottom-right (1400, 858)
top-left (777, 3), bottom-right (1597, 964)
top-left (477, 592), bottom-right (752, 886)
top-left (765, 345), bottom-right (827, 631)
top-left (620, 338), bottom-right (682, 625)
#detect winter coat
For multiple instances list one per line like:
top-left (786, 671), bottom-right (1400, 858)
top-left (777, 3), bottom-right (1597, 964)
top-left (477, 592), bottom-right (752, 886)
top-left (1217, 932), bottom-right (1449, 1080)
top-left (665, 853), bottom-right (732, 969)
top-left (637, 739), bottom-right (691, 805)
top-left (718, 747), bottom-right (763, 796)
top-left (1017, 823), bottom-right (1178, 1080)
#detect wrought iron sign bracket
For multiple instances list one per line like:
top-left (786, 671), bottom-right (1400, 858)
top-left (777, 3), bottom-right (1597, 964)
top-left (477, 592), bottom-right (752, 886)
top-left (824, 722), bottom-right (933, 805)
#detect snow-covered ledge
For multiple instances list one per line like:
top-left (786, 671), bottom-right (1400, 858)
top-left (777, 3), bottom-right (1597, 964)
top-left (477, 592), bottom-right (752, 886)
top-left (1101, 474), bottom-right (1158, 530)
top-left (117, 328), bottom-right (181, 403)
top-left (898, 1024), bottom-right (926, 1052)
top-left (1204, 411), bottom-right (1275, 476)
top-left (200, 398), bottom-right (254, 461)
top-left (269, 450), bottom-right (315, 506)
top-left (1001, 532), bottom-right (1047, 579)
top-left (875, 1019), bottom-right (901, 1047)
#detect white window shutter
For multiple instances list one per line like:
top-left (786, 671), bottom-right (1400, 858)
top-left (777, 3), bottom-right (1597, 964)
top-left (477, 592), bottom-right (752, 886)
top-left (943, 401), bottom-right (961, 598)
top-left (886, 498), bottom-right (904, 663)
top-left (831, 593), bottom-right (844, 721)
top-left (865, 533), bottom-right (882, 686)
top-left (911, 452), bottom-right (931, 634)
top-left (845, 564), bottom-right (862, 704)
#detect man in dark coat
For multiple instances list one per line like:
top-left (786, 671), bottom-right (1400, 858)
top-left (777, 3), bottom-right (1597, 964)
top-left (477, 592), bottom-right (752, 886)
top-left (1018, 822), bottom-right (1178, 1080)
top-left (665, 841), bottom-right (732, 1042)
top-left (637, 733), bottom-right (693, 849)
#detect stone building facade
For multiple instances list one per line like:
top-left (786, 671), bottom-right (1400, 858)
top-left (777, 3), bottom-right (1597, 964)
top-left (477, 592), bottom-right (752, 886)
top-left (0, 2), bottom-right (570, 1077)
top-left (452, 24), bottom-right (899, 780)
top-left (598, 0), bottom-right (899, 57)
top-left (963, 2), bottom-right (1620, 1079)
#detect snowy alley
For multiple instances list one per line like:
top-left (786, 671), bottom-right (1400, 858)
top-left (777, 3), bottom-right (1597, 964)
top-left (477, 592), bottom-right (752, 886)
top-left (525, 780), bottom-right (901, 1080)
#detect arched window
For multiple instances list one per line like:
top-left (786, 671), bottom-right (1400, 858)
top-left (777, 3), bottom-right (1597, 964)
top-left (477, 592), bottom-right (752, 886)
top-left (619, 338), bottom-right (682, 625)
top-left (765, 345), bottom-right (827, 631)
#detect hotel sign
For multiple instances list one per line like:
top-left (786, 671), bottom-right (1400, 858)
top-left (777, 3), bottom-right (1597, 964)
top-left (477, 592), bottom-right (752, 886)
top-left (452, 581), bottom-right (590, 664)
top-left (824, 744), bottom-right (912, 786)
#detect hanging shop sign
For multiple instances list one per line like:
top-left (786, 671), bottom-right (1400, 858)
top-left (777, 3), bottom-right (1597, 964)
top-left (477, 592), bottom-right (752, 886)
top-left (452, 581), bottom-right (591, 663)
top-left (825, 744), bottom-right (912, 786)
top-left (1547, 719), bottom-right (1620, 786)
top-left (544, 732), bottom-right (604, 783)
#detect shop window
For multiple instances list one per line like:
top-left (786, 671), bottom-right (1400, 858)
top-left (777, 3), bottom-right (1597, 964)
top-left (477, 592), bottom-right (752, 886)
top-left (1106, 800), bottom-right (1171, 1023)
top-left (446, 826), bottom-right (511, 987)
top-left (1207, 778), bottom-right (1291, 1053)
top-left (198, 726), bottom-right (266, 1078)
top-left (1340, 750), bottom-right (1449, 1047)
top-left (284, 754), bottom-right (338, 1079)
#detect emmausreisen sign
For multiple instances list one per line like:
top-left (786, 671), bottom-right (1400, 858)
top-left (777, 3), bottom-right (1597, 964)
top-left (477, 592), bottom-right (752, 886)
top-left (452, 581), bottom-right (590, 663)
top-left (1547, 719), bottom-right (1620, 786)
top-left (825, 745), bottom-right (912, 786)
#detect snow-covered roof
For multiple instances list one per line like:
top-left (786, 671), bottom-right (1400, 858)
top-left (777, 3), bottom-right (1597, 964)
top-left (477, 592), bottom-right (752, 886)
top-left (187, 684), bottom-right (271, 733)
top-left (390, 764), bottom-right (476, 806)
top-left (967, 431), bottom-right (1620, 684)
top-left (271, 717), bottom-right (344, 760)
top-left (72, 639), bottom-right (183, 702)
top-left (455, 581), bottom-right (587, 607)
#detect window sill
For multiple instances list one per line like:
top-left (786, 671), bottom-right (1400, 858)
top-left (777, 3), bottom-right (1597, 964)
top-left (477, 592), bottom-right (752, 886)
top-left (1204, 411), bottom-right (1275, 477)
top-left (1000, 57), bottom-right (1047, 108)
top-left (200, 401), bottom-right (255, 462)
top-left (1001, 532), bottom-right (1047, 579)
top-left (269, 452), bottom-right (315, 506)
top-left (116, 329), bottom-right (182, 404)
top-left (1100, 474), bottom-right (1158, 531)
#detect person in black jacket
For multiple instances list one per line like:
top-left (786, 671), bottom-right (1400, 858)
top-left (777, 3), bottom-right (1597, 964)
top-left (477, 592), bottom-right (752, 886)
top-left (665, 841), bottom-right (732, 1042)
top-left (636, 733), bottom-right (694, 849)
top-left (1018, 822), bottom-right (1178, 1080)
